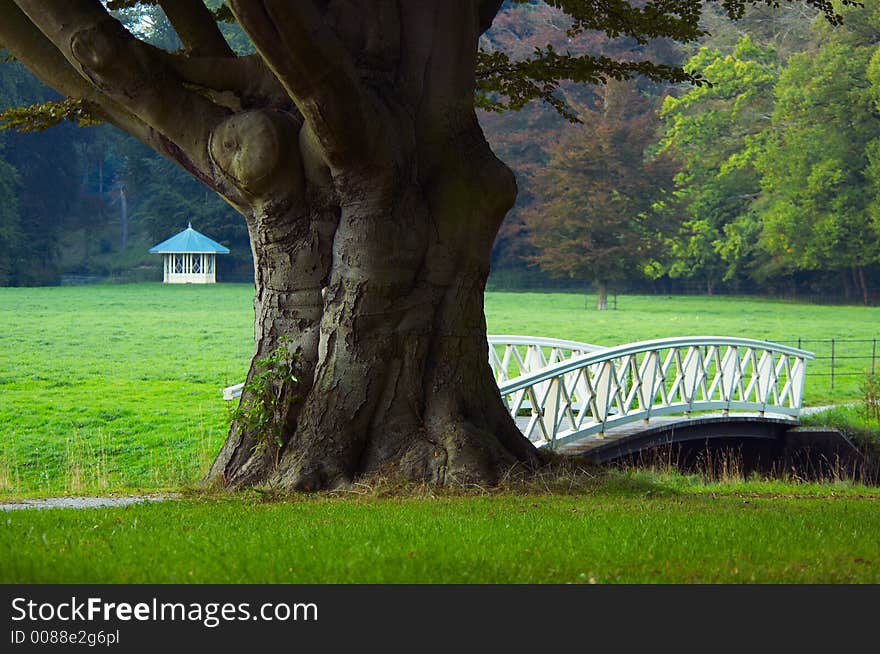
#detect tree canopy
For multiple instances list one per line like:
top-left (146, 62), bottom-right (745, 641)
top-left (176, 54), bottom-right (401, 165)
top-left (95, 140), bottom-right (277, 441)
top-left (524, 80), bottom-right (675, 307)
top-left (655, 2), bottom-right (880, 301)
top-left (0, 1), bottom-right (857, 131)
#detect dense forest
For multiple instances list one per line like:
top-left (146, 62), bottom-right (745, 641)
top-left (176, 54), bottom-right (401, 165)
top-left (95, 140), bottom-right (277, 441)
top-left (1, 1), bottom-right (879, 304)
top-left (0, 2), bottom-right (253, 285)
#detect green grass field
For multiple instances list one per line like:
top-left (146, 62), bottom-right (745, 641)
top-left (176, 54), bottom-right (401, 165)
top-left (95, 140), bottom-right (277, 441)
top-left (1, 284), bottom-right (878, 495)
top-left (2, 284), bottom-right (879, 584)
top-left (0, 284), bottom-right (251, 495)
top-left (3, 475), bottom-right (880, 583)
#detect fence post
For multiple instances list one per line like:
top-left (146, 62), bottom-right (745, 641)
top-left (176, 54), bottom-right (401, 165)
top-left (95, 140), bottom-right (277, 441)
top-left (831, 338), bottom-right (835, 390)
top-left (873, 338), bottom-right (876, 376)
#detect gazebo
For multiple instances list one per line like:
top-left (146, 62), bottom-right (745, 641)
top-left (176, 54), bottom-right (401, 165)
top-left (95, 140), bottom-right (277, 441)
top-left (149, 223), bottom-right (230, 284)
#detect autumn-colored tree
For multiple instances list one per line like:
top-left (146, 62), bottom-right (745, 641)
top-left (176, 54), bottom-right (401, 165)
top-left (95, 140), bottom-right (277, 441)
top-left (480, 2), bottom-right (683, 280)
top-left (525, 81), bottom-right (675, 308)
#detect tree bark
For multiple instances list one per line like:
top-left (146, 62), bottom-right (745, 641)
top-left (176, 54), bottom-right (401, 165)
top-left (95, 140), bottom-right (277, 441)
top-left (596, 280), bottom-right (608, 311)
top-left (856, 265), bottom-right (869, 306)
top-left (208, 113), bottom-right (540, 489)
top-left (200, 0), bottom-right (543, 489)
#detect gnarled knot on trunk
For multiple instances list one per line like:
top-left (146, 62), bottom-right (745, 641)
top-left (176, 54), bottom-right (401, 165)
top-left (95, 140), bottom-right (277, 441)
top-left (209, 110), bottom-right (304, 200)
top-left (69, 19), bottom-right (153, 96)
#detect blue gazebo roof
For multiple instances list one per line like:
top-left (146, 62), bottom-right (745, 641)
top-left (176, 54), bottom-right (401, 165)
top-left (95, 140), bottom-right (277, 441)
top-left (149, 223), bottom-right (230, 254)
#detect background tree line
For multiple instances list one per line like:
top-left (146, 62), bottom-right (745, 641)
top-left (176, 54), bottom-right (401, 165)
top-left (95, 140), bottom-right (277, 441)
top-left (484, 1), bottom-right (880, 306)
top-left (1, 1), bottom-right (878, 304)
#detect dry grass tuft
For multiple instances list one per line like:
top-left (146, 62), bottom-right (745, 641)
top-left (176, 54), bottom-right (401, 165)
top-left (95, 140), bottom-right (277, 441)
top-left (63, 431), bottom-right (108, 493)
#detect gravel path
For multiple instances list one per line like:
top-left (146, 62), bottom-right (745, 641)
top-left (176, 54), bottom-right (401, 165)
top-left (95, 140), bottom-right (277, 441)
top-left (0, 494), bottom-right (173, 511)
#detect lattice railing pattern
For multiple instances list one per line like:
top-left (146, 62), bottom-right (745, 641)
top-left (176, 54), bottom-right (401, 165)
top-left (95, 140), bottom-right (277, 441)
top-left (487, 335), bottom-right (605, 384)
top-left (497, 337), bottom-right (814, 450)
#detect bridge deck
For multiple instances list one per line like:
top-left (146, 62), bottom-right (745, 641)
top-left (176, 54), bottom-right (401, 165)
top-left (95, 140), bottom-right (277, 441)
top-left (516, 412), bottom-right (798, 458)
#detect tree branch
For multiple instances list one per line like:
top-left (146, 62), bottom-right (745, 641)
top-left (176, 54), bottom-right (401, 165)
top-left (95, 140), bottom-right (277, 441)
top-left (0, 0), bottom-right (156, 146)
top-left (158, 0), bottom-right (235, 57)
top-left (165, 52), bottom-right (291, 109)
top-left (12, 0), bottom-right (233, 182)
top-left (229, 0), bottom-right (372, 167)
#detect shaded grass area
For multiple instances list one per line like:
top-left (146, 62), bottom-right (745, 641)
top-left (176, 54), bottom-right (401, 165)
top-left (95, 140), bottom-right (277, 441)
top-left (1, 285), bottom-right (878, 494)
top-left (3, 474), bottom-right (879, 583)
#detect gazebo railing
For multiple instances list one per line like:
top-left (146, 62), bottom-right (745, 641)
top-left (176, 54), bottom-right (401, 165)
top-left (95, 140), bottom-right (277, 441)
top-left (498, 336), bottom-right (814, 449)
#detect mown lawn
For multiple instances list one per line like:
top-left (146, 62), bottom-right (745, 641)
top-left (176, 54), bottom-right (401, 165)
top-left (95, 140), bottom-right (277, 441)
top-left (0, 284), bottom-right (251, 494)
top-left (3, 475), bottom-right (880, 583)
top-left (485, 291), bottom-right (880, 345)
top-left (0, 284), bottom-right (878, 494)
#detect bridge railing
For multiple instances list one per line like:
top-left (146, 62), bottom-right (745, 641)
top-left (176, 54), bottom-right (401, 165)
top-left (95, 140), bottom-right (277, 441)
top-left (498, 336), bottom-right (815, 450)
top-left (487, 335), bottom-right (605, 383)
top-left (222, 334), bottom-right (605, 400)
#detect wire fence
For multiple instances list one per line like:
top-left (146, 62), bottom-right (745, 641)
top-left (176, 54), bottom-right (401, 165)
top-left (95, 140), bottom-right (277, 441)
top-left (774, 338), bottom-right (877, 393)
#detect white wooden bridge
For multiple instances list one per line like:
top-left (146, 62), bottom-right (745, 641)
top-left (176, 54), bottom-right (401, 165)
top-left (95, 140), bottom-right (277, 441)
top-left (224, 334), bottom-right (815, 458)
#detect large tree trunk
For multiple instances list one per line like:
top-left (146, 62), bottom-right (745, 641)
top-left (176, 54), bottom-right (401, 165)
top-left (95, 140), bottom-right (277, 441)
top-left (192, 4), bottom-right (544, 490)
top-left (207, 110), bottom-right (540, 491)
